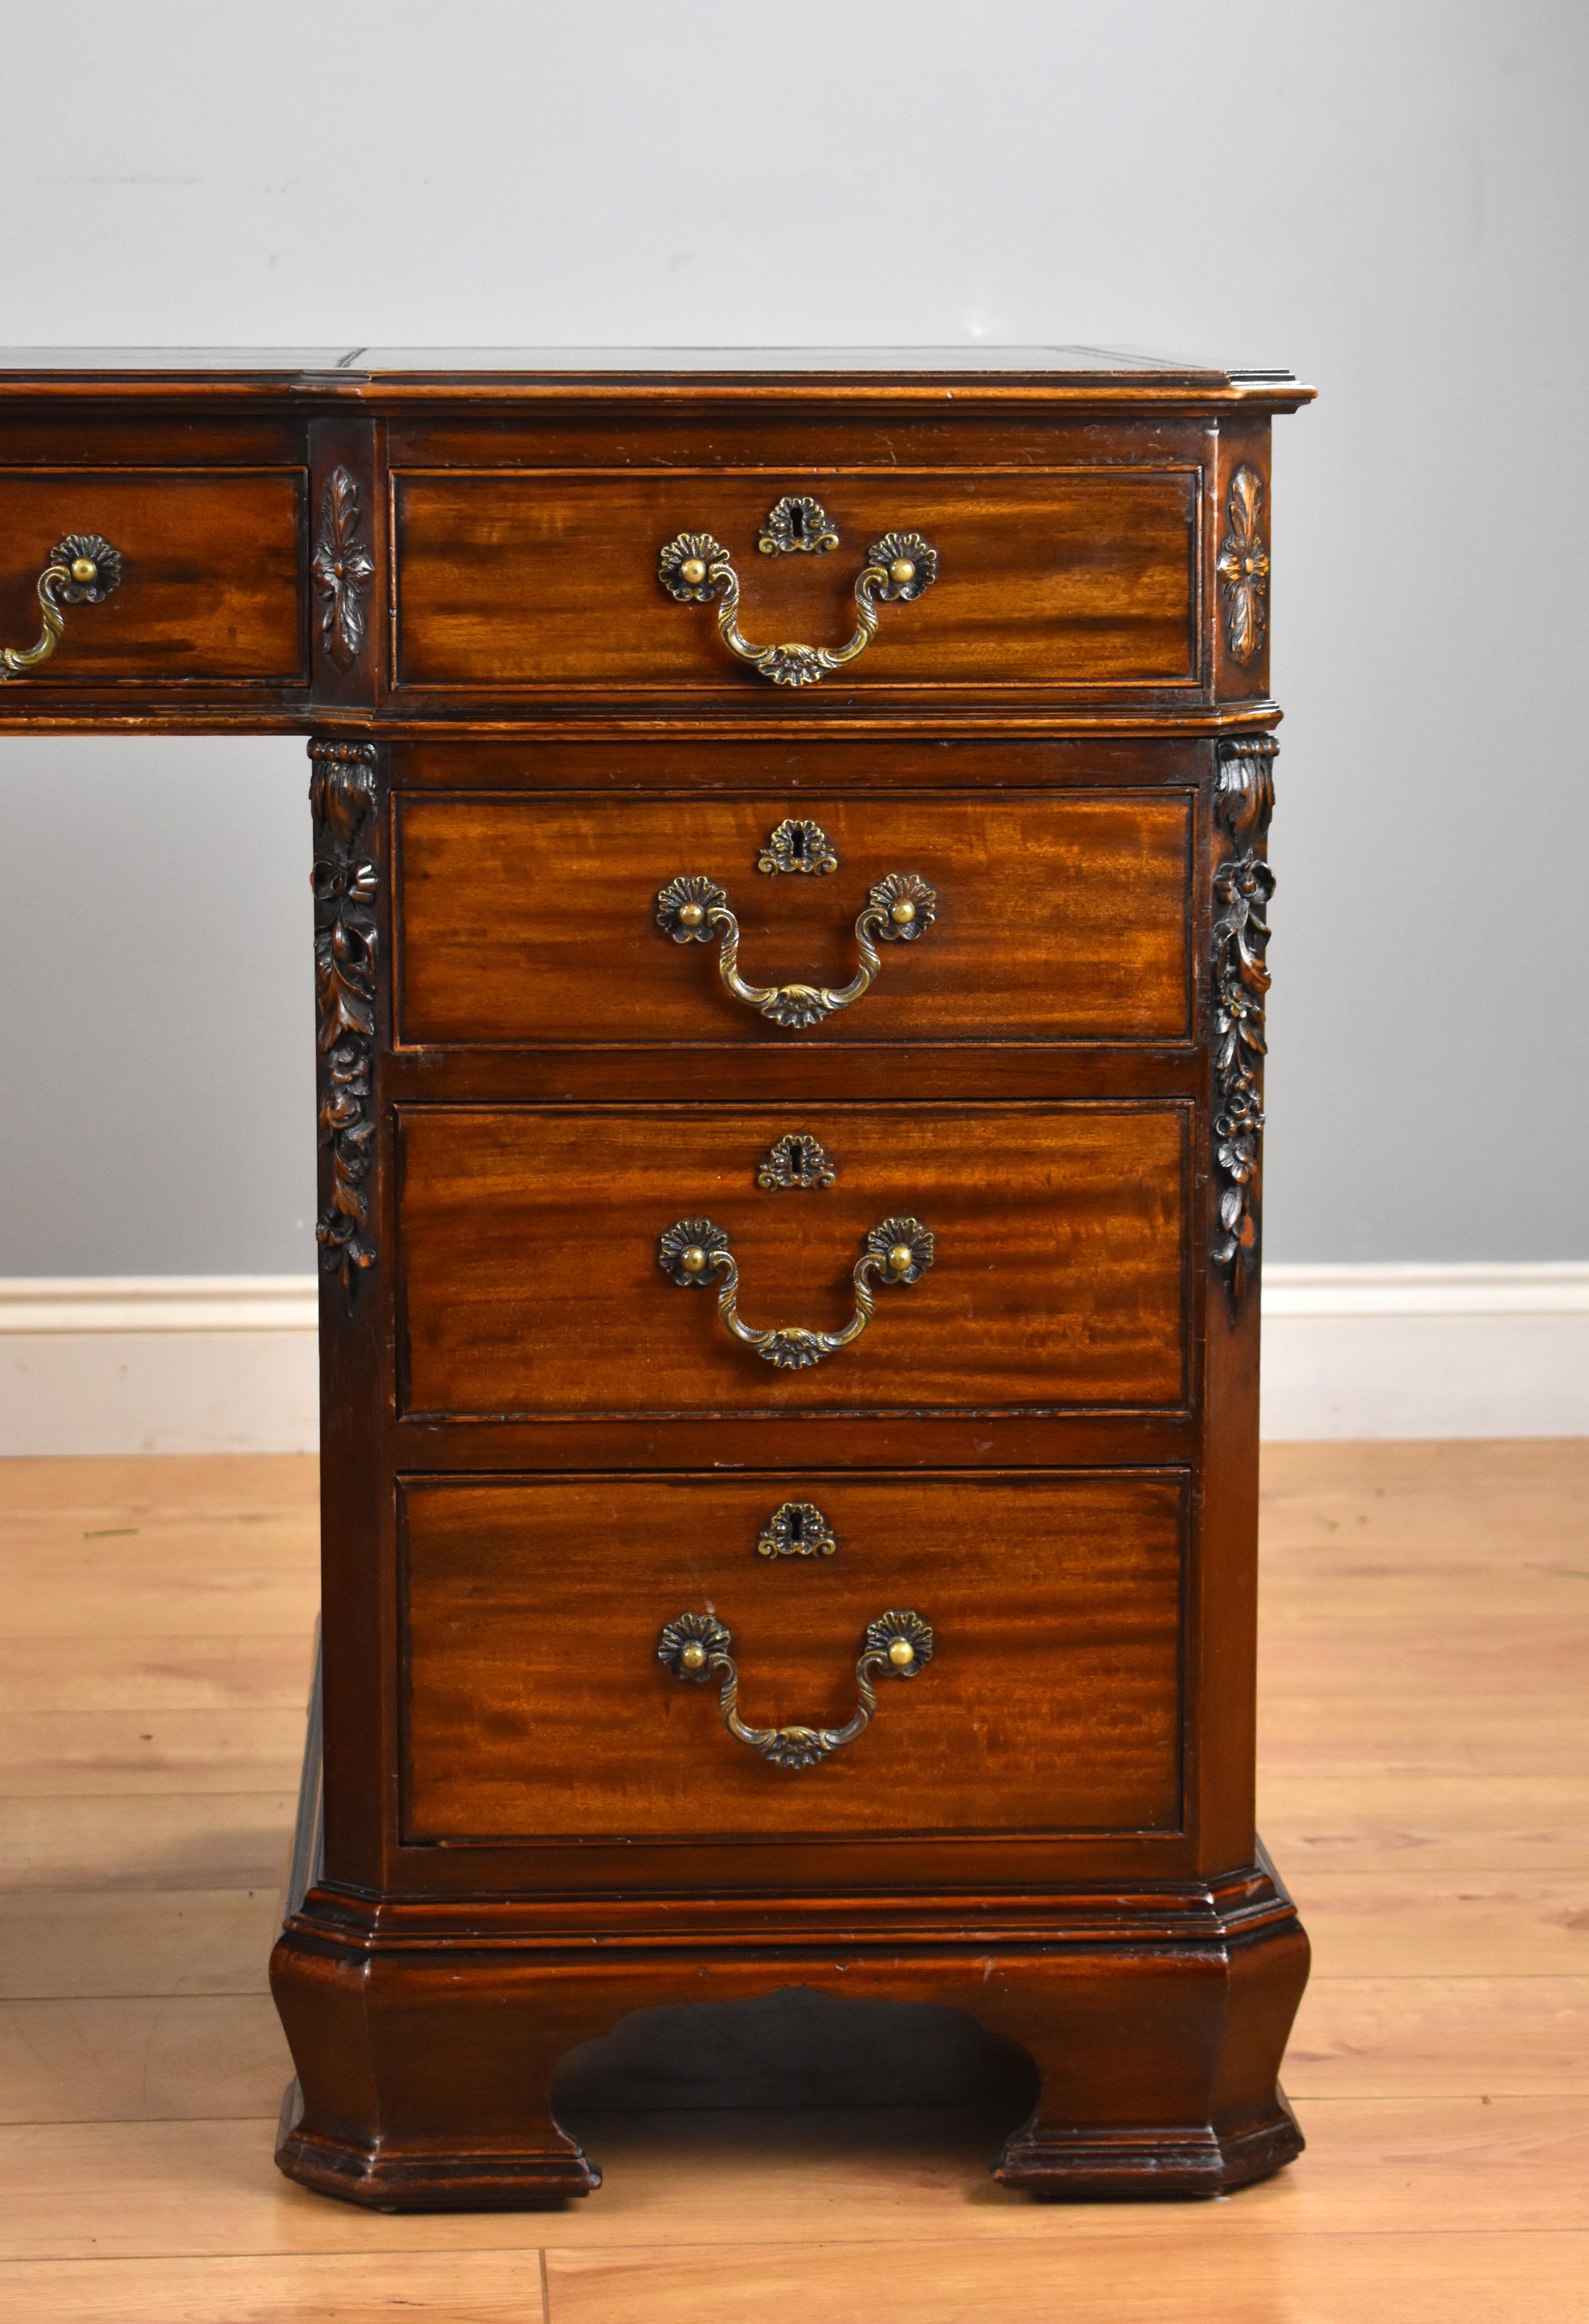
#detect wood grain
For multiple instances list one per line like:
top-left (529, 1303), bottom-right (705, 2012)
top-left (0, 469), bottom-right (306, 681)
top-left (0, 1795), bottom-right (296, 1891)
top-left (394, 788), bottom-right (1193, 1048)
top-left (539, 2233), bottom-right (1589, 2324)
top-left (0, 1709), bottom-right (307, 1796)
top-left (401, 1471), bottom-right (1184, 1842)
top-left (0, 1890), bottom-right (280, 1999)
top-left (1, 2098), bottom-right (1585, 2264)
top-left (1288, 1871), bottom-right (1589, 1977)
top-left (397, 1103), bottom-right (1189, 1418)
top-left (392, 466), bottom-right (1199, 693)
top-left (0, 1995), bottom-right (290, 2122)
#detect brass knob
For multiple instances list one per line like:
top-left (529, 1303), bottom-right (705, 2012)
top-left (677, 900), bottom-right (706, 928)
top-left (680, 1640), bottom-right (708, 1671)
top-left (889, 558), bottom-right (916, 586)
top-left (889, 899), bottom-right (916, 927)
top-left (888, 1243), bottom-right (915, 1277)
top-left (887, 1637), bottom-right (916, 1668)
top-left (69, 557), bottom-right (98, 584)
top-left (680, 1246), bottom-right (709, 1276)
top-left (679, 556), bottom-right (708, 585)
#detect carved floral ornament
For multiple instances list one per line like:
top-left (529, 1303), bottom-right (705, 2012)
top-left (1216, 467), bottom-right (1270, 667)
top-left (310, 467), bottom-right (375, 671)
top-left (309, 741), bottom-right (380, 1294)
top-left (1210, 737), bottom-right (1277, 1309)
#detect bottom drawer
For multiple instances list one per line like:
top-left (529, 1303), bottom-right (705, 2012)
top-left (399, 1470), bottom-right (1185, 1845)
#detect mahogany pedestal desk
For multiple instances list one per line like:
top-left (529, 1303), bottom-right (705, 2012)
top-left (0, 348), bottom-right (1313, 2206)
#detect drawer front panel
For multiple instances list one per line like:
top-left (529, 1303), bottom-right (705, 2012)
top-left (395, 790), bottom-right (1193, 1048)
top-left (392, 468), bottom-right (1199, 693)
top-left (400, 1470), bottom-right (1185, 1843)
top-left (397, 1105), bottom-right (1189, 1419)
top-left (0, 470), bottom-right (307, 681)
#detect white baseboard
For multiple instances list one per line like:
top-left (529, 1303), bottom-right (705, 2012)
top-left (1259, 1263), bottom-right (1589, 1440)
top-left (1, 1266), bottom-right (1585, 1456)
top-left (0, 1277), bottom-right (319, 1456)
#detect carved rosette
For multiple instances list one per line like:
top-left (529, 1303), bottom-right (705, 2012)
top-left (310, 741), bottom-right (380, 1294)
top-left (1211, 738), bottom-right (1278, 1310)
top-left (1216, 467), bottom-right (1270, 667)
top-left (310, 467), bottom-right (376, 671)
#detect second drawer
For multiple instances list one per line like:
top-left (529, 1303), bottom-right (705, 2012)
top-left (394, 788), bottom-right (1193, 1048)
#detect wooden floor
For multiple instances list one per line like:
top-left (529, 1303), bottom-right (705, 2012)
top-left (0, 1442), bottom-right (1584, 2322)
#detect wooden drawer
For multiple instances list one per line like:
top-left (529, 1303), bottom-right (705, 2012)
top-left (391, 467), bottom-right (1200, 697)
top-left (0, 468), bottom-right (307, 683)
top-left (394, 787), bottom-right (1193, 1048)
top-left (400, 1470), bottom-right (1185, 1843)
top-left (396, 1103), bottom-right (1189, 1420)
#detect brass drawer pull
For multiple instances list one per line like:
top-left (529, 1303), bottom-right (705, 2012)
top-left (658, 526), bottom-right (937, 687)
top-left (656, 870), bottom-right (937, 1031)
top-left (658, 1608), bottom-right (935, 1770)
top-left (658, 1215), bottom-right (933, 1371)
top-left (0, 535), bottom-right (123, 683)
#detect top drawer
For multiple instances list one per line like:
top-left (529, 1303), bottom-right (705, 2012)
top-left (391, 467), bottom-right (1201, 700)
top-left (0, 468), bottom-right (307, 689)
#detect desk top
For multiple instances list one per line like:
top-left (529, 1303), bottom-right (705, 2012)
top-left (0, 347), bottom-right (1313, 408)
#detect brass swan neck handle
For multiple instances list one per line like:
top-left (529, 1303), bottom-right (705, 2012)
top-left (0, 535), bottom-right (123, 683)
top-left (658, 527), bottom-right (937, 687)
top-left (658, 1215), bottom-right (934, 1370)
top-left (658, 1609), bottom-right (935, 1769)
top-left (656, 870), bottom-right (937, 1031)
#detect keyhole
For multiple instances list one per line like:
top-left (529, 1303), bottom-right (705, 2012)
top-left (789, 502), bottom-right (806, 543)
top-left (790, 824), bottom-right (806, 862)
top-left (787, 1141), bottom-right (806, 1178)
top-left (789, 1509), bottom-right (806, 1545)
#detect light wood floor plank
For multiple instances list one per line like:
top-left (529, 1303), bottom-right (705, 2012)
top-left (0, 1708), bottom-right (306, 1796)
top-left (1287, 1976), bottom-right (1589, 2096)
top-left (0, 2250), bottom-right (546, 2324)
top-left (1259, 1773), bottom-right (1589, 1868)
top-left (1290, 1871), bottom-right (1589, 1976)
top-left (1260, 1439), bottom-right (1589, 1562)
top-left (0, 1565), bottom-right (317, 1641)
top-left (0, 2099), bottom-right (1584, 2265)
top-left (0, 1453), bottom-right (320, 1518)
top-left (0, 1890), bottom-right (279, 1999)
top-left (543, 2231), bottom-right (1589, 2324)
top-left (0, 1794), bottom-right (294, 1891)
top-left (0, 1995), bottom-right (290, 2123)
top-left (0, 1635), bottom-right (313, 1713)
top-left (1258, 1692), bottom-right (1589, 1775)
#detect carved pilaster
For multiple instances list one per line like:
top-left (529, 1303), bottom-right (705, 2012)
top-left (1211, 737), bottom-right (1277, 1310)
top-left (309, 740), bottom-right (380, 1295)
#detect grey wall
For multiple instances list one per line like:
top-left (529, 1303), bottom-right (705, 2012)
top-left (1, 0), bottom-right (1584, 1274)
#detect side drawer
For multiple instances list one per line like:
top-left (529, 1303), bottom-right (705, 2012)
top-left (391, 466), bottom-right (1200, 697)
top-left (396, 1102), bottom-right (1190, 1420)
top-left (0, 467), bottom-right (308, 686)
top-left (399, 1469), bottom-right (1186, 1844)
top-left (394, 788), bottom-right (1193, 1048)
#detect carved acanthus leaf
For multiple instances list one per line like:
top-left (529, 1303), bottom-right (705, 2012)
top-left (1210, 738), bottom-right (1278, 1310)
top-left (310, 741), bottom-right (380, 1294)
top-left (310, 468), bottom-right (376, 672)
top-left (1216, 466), bottom-right (1270, 667)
